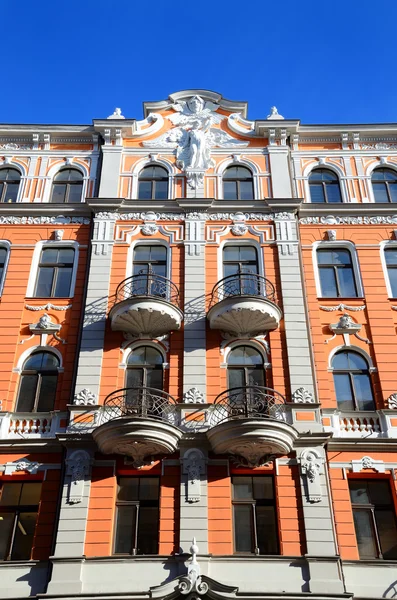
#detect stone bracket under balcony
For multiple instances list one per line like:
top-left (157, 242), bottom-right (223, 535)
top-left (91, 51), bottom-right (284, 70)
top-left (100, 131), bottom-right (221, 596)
top-left (109, 272), bottom-right (183, 337)
top-left (207, 273), bottom-right (282, 336)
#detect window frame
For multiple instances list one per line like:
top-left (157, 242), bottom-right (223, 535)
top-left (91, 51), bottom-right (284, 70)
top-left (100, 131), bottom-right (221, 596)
top-left (380, 242), bottom-right (397, 299)
top-left (125, 345), bottom-right (164, 391)
top-left (371, 168), bottom-right (397, 204)
top-left (126, 241), bottom-right (171, 283)
top-left (231, 475), bottom-right (279, 556)
top-left (222, 165), bottom-right (255, 201)
top-left (16, 350), bottom-right (60, 413)
top-left (308, 168), bottom-right (343, 204)
top-left (227, 345), bottom-right (266, 389)
top-left (137, 164), bottom-right (169, 201)
top-left (303, 164), bottom-right (348, 204)
top-left (0, 241), bottom-right (11, 296)
top-left (313, 242), bottom-right (364, 299)
top-left (0, 167), bottom-right (22, 204)
top-left (331, 350), bottom-right (375, 412)
top-left (49, 168), bottom-right (84, 204)
top-left (26, 241), bottom-right (79, 299)
top-left (113, 476), bottom-right (160, 556)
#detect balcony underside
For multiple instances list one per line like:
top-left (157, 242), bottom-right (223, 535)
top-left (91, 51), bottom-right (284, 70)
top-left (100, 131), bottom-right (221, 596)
top-left (93, 417), bottom-right (183, 467)
top-left (109, 297), bottom-right (183, 337)
top-left (206, 418), bottom-right (298, 467)
top-left (207, 296), bottom-right (282, 336)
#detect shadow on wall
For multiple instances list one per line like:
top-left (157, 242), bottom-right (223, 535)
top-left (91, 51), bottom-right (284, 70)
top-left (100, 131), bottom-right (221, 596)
top-left (15, 561), bottom-right (49, 596)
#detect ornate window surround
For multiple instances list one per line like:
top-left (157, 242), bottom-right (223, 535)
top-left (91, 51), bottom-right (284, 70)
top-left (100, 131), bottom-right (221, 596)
top-left (327, 344), bottom-right (376, 374)
top-left (120, 340), bottom-right (169, 370)
top-left (302, 161), bottom-right (349, 204)
top-left (26, 240), bottom-right (80, 298)
top-left (126, 239), bottom-right (172, 282)
top-left (0, 161), bottom-right (26, 203)
top-left (42, 161), bottom-right (89, 204)
top-left (380, 240), bottom-right (397, 298)
top-left (221, 339), bottom-right (270, 369)
top-left (365, 160), bottom-right (397, 204)
top-left (128, 157), bottom-right (175, 200)
top-left (217, 239), bottom-right (265, 285)
top-left (14, 344), bottom-right (64, 374)
top-left (0, 240), bottom-right (11, 296)
top-left (215, 157), bottom-right (262, 200)
top-left (312, 240), bottom-right (364, 298)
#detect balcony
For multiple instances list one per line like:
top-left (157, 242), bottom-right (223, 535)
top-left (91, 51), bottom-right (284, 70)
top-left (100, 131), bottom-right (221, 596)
top-left (207, 272), bottom-right (282, 336)
top-left (93, 387), bottom-right (183, 466)
top-left (109, 271), bottom-right (183, 337)
top-left (207, 386), bottom-right (297, 467)
top-left (0, 411), bottom-right (67, 439)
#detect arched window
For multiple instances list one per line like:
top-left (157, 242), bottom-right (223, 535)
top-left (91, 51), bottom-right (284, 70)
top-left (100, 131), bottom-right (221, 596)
top-left (50, 168), bottom-right (84, 203)
top-left (227, 346), bottom-right (265, 388)
top-left (0, 168), bottom-right (21, 203)
top-left (126, 346), bottom-right (163, 390)
top-left (372, 168), bottom-right (397, 203)
top-left (16, 351), bottom-right (59, 412)
top-left (317, 248), bottom-right (358, 297)
top-left (223, 166), bottom-right (254, 200)
top-left (309, 169), bottom-right (342, 203)
top-left (332, 350), bottom-right (374, 411)
top-left (138, 166), bottom-right (168, 200)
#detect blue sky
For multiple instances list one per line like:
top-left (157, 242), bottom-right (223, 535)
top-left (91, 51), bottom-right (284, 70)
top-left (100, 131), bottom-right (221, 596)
top-left (2, 0), bottom-right (397, 125)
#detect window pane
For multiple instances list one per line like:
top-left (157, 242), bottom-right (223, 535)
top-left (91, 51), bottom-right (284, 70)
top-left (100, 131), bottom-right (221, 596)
top-left (224, 181), bottom-right (237, 200)
top-left (234, 505), bottom-right (253, 552)
top-left (332, 250), bottom-right (352, 265)
top-left (373, 183), bottom-right (389, 203)
top-left (11, 512), bottom-right (37, 560)
top-left (253, 477), bottom-right (274, 500)
top-left (347, 352), bottom-right (368, 370)
top-left (243, 346), bottom-right (263, 366)
top-left (0, 483), bottom-right (22, 506)
top-left (139, 478), bottom-right (159, 501)
top-left (376, 510), bottom-right (397, 559)
top-left (387, 268), bottom-right (397, 298)
top-left (144, 347), bottom-right (163, 365)
top-left (137, 506), bottom-right (159, 554)
top-left (20, 483), bottom-right (42, 506)
top-left (35, 268), bottom-right (54, 296)
top-left (368, 480), bottom-right (391, 505)
top-left (239, 181), bottom-right (254, 200)
top-left (41, 249), bottom-right (58, 264)
top-left (118, 478), bottom-right (139, 501)
top-left (223, 167), bottom-right (238, 179)
top-left (338, 267), bottom-right (357, 297)
top-left (332, 351), bottom-right (349, 370)
top-left (66, 169), bottom-right (83, 182)
top-left (53, 267), bottom-right (72, 297)
top-left (4, 183), bottom-right (19, 203)
top-left (389, 183), bottom-right (397, 203)
top-left (325, 183), bottom-right (342, 203)
top-left (334, 373), bottom-right (355, 411)
top-left (317, 250), bottom-right (334, 265)
top-left (0, 513), bottom-right (15, 559)
top-left (51, 184), bottom-right (67, 203)
top-left (154, 180), bottom-right (168, 200)
top-left (353, 374), bottom-right (374, 410)
top-left (134, 246), bottom-right (151, 262)
top-left (138, 181), bottom-right (152, 200)
top-left (114, 505), bottom-right (136, 553)
top-left (228, 368), bottom-right (245, 389)
top-left (349, 481), bottom-right (370, 504)
top-left (37, 374), bottom-right (58, 411)
top-left (0, 247), bottom-right (7, 265)
top-left (246, 367), bottom-right (265, 387)
top-left (66, 184), bottom-right (83, 203)
top-left (146, 368), bottom-right (163, 391)
top-left (240, 246), bottom-right (257, 263)
top-left (41, 353), bottom-right (59, 369)
top-left (353, 509), bottom-right (378, 559)
top-left (319, 267), bottom-right (338, 297)
top-left (385, 250), bottom-right (397, 265)
top-left (128, 347), bottom-right (146, 365)
top-left (233, 477), bottom-right (253, 500)
top-left (256, 506), bottom-right (278, 554)
top-left (149, 246), bottom-right (167, 262)
top-left (17, 375), bottom-right (38, 412)
top-left (309, 184), bottom-right (326, 203)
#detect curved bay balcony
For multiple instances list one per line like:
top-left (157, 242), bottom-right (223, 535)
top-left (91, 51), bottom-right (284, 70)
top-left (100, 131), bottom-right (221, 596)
top-left (207, 272), bottom-right (282, 336)
top-left (207, 386), bottom-right (297, 467)
top-left (93, 387), bottom-right (183, 466)
top-left (109, 272), bottom-right (183, 337)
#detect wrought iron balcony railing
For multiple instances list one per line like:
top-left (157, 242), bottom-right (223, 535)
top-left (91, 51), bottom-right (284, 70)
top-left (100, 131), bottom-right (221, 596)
top-left (97, 386), bottom-right (179, 426)
top-left (209, 272), bottom-right (276, 308)
top-left (113, 271), bottom-right (181, 308)
top-left (210, 386), bottom-right (287, 425)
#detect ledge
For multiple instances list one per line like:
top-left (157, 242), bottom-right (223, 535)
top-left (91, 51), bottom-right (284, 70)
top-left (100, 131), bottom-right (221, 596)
top-left (299, 202), bottom-right (397, 218)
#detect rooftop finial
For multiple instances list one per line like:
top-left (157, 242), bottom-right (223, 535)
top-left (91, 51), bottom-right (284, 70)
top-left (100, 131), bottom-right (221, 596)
top-left (267, 106), bottom-right (284, 120)
top-left (107, 107), bottom-right (125, 120)
top-left (190, 537), bottom-right (199, 563)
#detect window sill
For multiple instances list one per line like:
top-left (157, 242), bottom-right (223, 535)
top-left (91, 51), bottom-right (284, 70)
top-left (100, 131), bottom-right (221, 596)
top-left (317, 297), bottom-right (365, 301)
top-left (25, 297), bottom-right (74, 301)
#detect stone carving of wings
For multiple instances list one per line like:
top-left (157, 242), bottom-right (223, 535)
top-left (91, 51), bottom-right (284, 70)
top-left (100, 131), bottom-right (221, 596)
top-left (208, 128), bottom-right (249, 148)
top-left (142, 128), bottom-right (188, 150)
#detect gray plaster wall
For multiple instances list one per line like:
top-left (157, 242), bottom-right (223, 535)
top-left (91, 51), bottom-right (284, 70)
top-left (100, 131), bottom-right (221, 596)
top-left (0, 563), bottom-right (49, 599)
top-left (98, 149), bottom-right (122, 198)
top-left (268, 148), bottom-right (293, 198)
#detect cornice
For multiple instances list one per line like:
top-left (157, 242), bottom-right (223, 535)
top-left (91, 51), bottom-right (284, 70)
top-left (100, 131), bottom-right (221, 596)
top-left (143, 89), bottom-right (249, 118)
top-left (327, 438), bottom-right (397, 452)
top-left (299, 202), bottom-right (397, 224)
top-left (0, 202), bottom-right (92, 223)
top-left (0, 124), bottom-right (94, 134)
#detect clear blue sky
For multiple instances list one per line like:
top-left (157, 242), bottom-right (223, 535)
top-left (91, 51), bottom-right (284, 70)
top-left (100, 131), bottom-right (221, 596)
top-left (2, 0), bottom-right (397, 125)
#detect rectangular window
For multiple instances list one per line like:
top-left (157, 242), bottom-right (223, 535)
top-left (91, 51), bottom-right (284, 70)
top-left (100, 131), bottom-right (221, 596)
top-left (0, 246), bottom-right (9, 294)
top-left (232, 476), bottom-right (278, 555)
top-left (34, 247), bottom-right (75, 298)
top-left (317, 248), bottom-right (358, 298)
top-left (114, 477), bottom-right (159, 555)
top-left (0, 482), bottom-right (42, 561)
top-left (349, 479), bottom-right (397, 559)
top-left (385, 248), bottom-right (397, 297)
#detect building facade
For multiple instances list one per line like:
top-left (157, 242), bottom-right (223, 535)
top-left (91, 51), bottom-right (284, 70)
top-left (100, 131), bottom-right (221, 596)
top-left (0, 90), bottom-right (397, 600)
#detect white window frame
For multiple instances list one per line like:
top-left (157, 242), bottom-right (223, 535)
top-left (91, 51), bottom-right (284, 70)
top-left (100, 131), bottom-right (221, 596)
top-left (303, 163), bottom-right (348, 204)
top-left (0, 163), bottom-right (25, 203)
top-left (380, 241), bottom-right (397, 298)
top-left (130, 158), bottom-right (174, 200)
top-left (14, 345), bottom-right (64, 374)
top-left (217, 239), bottom-right (265, 284)
top-left (26, 240), bottom-right (80, 298)
top-left (313, 241), bottom-right (364, 299)
top-left (0, 241), bottom-right (11, 296)
top-left (221, 339), bottom-right (271, 370)
top-left (367, 161), bottom-right (397, 204)
top-left (120, 341), bottom-right (169, 371)
top-left (328, 344), bottom-right (376, 374)
top-left (216, 158), bottom-right (260, 200)
top-left (126, 240), bottom-right (171, 282)
top-left (43, 162), bottom-right (88, 204)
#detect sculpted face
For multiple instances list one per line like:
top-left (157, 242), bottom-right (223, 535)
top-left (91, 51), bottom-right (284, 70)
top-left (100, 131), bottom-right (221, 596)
top-left (188, 96), bottom-right (204, 114)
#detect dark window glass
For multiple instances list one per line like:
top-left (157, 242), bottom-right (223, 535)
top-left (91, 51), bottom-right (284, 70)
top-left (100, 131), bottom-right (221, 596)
top-left (0, 482), bottom-right (42, 561)
top-left (138, 166), bottom-right (168, 200)
top-left (126, 346), bottom-right (163, 393)
top-left (34, 247), bottom-right (75, 298)
top-left (0, 168), bottom-right (21, 203)
top-left (372, 169), bottom-right (397, 203)
top-left (16, 351), bottom-right (59, 412)
top-left (0, 246), bottom-right (8, 290)
top-left (385, 248), bottom-right (397, 297)
top-left (309, 169), bottom-right (342, 203)
top-left (132, 245), bottom-right (167, 299)
top-left (50, 169), bottom-right (83, 203)
top-left (349, 480), bottom-right (397, 559)
top-left (317, 249), bottom-right (358, 297)
top-left (114, 477), bottom-right (159, 555)
top-left (227, 346), bottom-right (265, 389)
top-left (223, 245), bottom-right (259, 295)
top-left (223, 166), bottom-right (254, 200)
top-left (232, 476), bottom-right (278, 555)
top-left (332, 351), bottom-right (374, 411)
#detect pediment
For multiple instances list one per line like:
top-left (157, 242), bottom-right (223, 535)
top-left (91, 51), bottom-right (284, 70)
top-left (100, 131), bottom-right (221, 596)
top-left (143, 90), bottom-right (248, 119)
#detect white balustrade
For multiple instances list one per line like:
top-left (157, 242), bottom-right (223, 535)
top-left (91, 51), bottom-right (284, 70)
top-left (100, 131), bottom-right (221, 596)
top-left (0, 412), bottom-right (67, 439)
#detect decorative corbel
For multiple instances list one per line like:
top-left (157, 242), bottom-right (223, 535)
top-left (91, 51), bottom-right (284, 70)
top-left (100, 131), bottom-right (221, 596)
top-left (299, 449), bottom-right (324, 503)
top-left (20, 313), bottom-right (66, 345)
top-left (66, 450), bottom-right (92, 504)
top-left (182, 449), bottom-right (206, 503)
top-left (325, 313), bottom-right (370, 345)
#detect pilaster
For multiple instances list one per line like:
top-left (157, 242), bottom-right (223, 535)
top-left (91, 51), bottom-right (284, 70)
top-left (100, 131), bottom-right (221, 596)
top-left (267, 146), bottom-right (293, 198)
top-left (179, 445), bottom-right (208, 553)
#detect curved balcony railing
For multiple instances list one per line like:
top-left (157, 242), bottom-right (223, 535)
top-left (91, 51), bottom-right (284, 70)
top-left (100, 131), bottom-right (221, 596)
top-left (113, 271), bottom-right (181, 308)
top-left (97, 386), bottom-right (179, 426)
top-left (210, 386), bottom-right (287, 426)
top-left (209, 272), bottom-right (276, 308)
